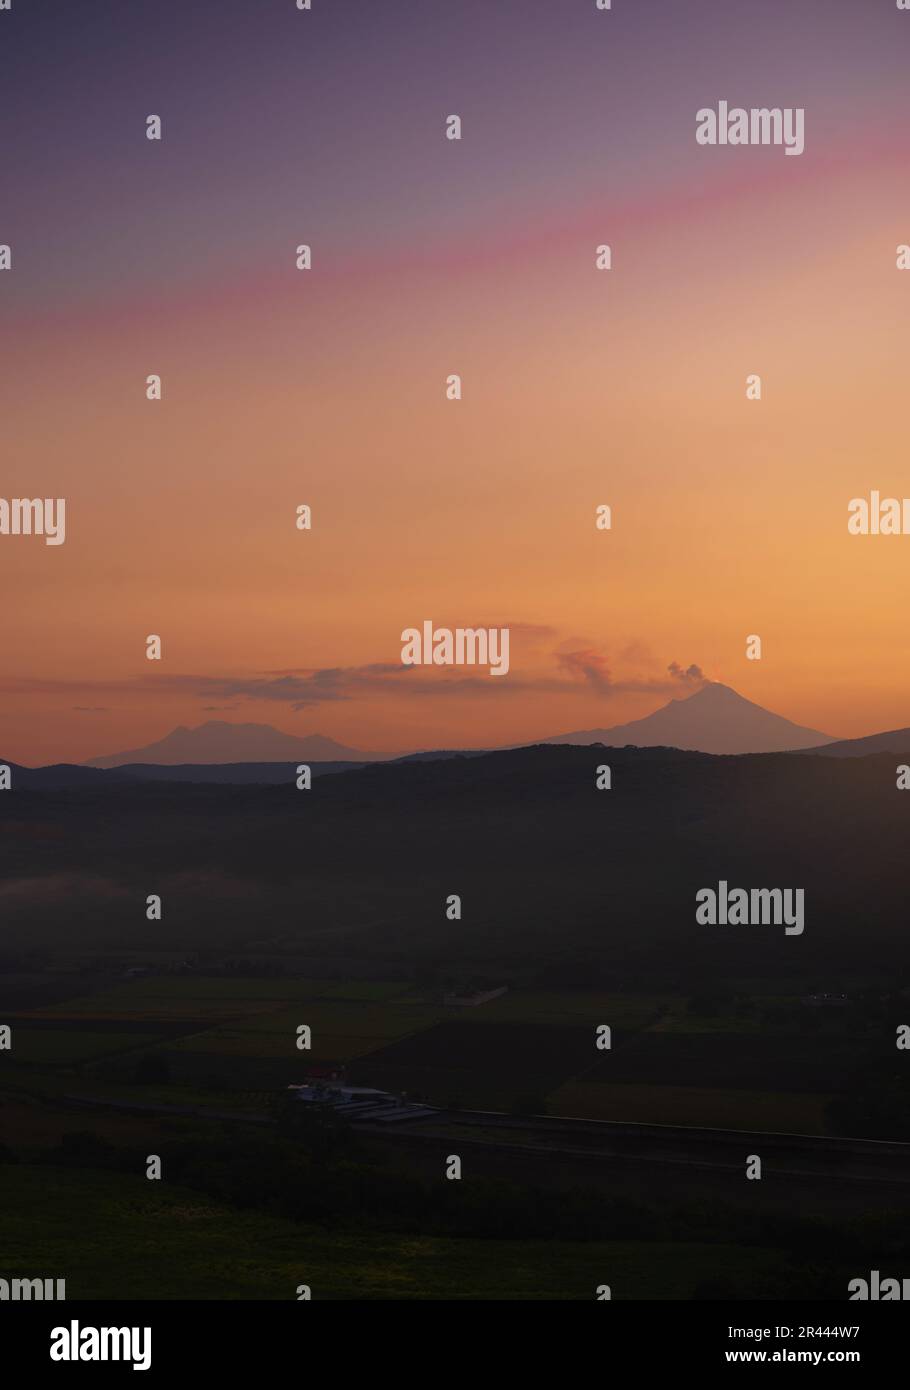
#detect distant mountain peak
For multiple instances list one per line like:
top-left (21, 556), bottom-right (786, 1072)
top-left (544, 681), bottom-right (835, 755)
top-left (689, 681), bottom-right (736, 698)
top-left (675, 681), bottom-right (751, 703)
top-left (84, 720), bottom-right (385, 768)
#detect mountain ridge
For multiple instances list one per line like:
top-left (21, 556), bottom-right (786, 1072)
top-left (7, 686), bottom-right (863, 770)
top-left (84, 719), bottom-right (387, 768)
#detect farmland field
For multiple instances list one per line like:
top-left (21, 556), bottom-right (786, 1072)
top-left (0, 1165), bottom-right (810, 1301)
top-left (351, 1018), bottom-right (598, 1109)
top-left (547, 1081), bottom-right (830, 1134)
top-left (0, 976), bottom-right (853, 1131)
top-left (4, 1027), bottom-right (164, 1065)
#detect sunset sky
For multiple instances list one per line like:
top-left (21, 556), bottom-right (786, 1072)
top-left (3, 0), bottom-right (910, 764)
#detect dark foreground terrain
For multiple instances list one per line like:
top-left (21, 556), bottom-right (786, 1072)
top-left (2, 745), bottom-right (909, 1298)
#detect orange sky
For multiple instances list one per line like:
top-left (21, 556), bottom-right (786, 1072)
top-left (4, 15), bottom-right (910, 764)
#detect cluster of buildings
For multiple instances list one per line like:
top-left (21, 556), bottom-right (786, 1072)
top-left (288, 1067), bottom-right (436, 1124)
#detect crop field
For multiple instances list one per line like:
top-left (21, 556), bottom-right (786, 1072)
top-left (548, 1081), bottom-right (830, 1134)
top-left (454, 992), bottom-right (671, 1029)
top-left (0, 1165), bottom-right (802, 1301)
top-left (351, 1019), bottom-right (603, 1109)
top-left (583, 1031), bottom-right (875, 1094)
top-left (169, 1001), bottom-right (445, 1059)
top-left (1, 974), bottom-right (850, 1131)
top-left (4, 1028), bottom-right (163, 1066)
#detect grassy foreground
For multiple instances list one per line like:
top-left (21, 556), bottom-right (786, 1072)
top-left (1, 1164), bottom-right (787, 1301)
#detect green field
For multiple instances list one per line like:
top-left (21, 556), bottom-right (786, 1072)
top-left (548, 1081), bottom-right (830, 1134)
top-left (5, 1029), bottom-right (162, 1065)
top-left (0, 1165), bottom-right (797, 1300)
top-left (170, 1001), bottom-right (445, 1060)
top-left (4, 975), bottom-right (850, 1131)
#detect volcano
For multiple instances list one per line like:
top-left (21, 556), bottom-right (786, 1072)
top-left (543, 682), bottom-right (835, 755)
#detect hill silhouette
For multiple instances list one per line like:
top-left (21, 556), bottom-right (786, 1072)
top-left (1, 743), bottom-right (907, 989)
top-left (804, 727), bottom-right (910, 758)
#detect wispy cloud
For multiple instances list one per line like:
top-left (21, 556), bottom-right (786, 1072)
top-left (2, 633), bottom-right (705, 711)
